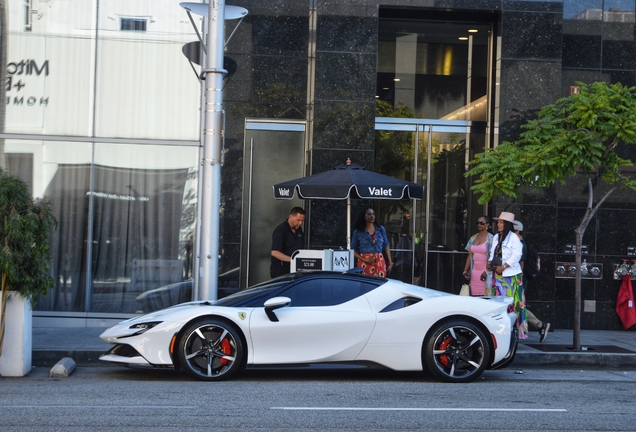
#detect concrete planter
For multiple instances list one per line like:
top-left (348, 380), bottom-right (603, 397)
top-left (0, 292), bottom-right (32, 377)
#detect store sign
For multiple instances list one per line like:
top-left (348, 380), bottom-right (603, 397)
top-left (5, 59), bottom-right (50, 107)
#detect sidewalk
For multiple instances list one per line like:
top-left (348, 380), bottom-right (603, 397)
top-left (513, 328), bottom-right (636, 369)
top-left (31, 326), bottom-right (636, 369)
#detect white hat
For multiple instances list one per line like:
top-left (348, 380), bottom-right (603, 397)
top-left (493, 211), bottom-right (515, 224)
top-left (513, 220), bottom-right (524, 231)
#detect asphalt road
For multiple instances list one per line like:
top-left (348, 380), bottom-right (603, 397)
top-left (1, 366), bottom-right (636, 431)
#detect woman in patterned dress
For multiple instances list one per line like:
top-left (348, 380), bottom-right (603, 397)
top-left (487, 211), bottom-right (527, 339)
top-left (351, 208), bottom-right (393, 277)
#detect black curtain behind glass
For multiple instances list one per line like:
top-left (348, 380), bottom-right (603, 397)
top-left (40, 164), bottom-right (91, 312)
top-left (37, 164), bottom-right (189, 313)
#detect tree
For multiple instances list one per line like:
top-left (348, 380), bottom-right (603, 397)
top-left (465, 82), bottom-right (636, 350)
top-left (0, 170), bottom-right (57, 354)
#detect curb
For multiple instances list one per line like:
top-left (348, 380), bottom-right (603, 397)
top-left (513, 351), bottom-right (636, 369)
top-left (33, 350), bottom-right (110, 368)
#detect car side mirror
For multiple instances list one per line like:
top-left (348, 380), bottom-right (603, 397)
top-left (263, 296), bottom-right (291, 322)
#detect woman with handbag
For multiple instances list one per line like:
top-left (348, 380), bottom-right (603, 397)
top-left (462, 215), bottom-right (493, 296)
top-left (487, 211), bottom-right (527, 339)
top-left (351, 208), bottom-right (393, 277)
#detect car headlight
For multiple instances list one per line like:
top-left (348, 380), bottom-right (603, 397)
top-left (127, 321), bottom-right (162, 336)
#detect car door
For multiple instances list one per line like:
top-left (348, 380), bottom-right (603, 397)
top-left (248, 277), bottom-right (378, 364)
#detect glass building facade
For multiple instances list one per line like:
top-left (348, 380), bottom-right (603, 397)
top-left (1, 0), bottom-right (201, 321)
top-left (2, 0), bottom-right (636, 331)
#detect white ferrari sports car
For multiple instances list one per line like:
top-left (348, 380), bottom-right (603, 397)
top-left (100, 271), bottom-right (518, 383)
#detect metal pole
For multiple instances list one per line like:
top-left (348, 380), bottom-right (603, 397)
top-left (198, 0), bottom-right (226, 301)
top-left (424, 125), bottom-right (433, 287)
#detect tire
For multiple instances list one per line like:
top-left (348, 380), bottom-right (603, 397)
top-left (177, 319), bottom-right (244, 381)
top-left (423, 320), bottom-right (491, 383)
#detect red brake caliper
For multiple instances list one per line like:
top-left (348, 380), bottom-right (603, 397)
top-left (437, 336), bottom-right (452, 367)
top-left (219, 336), bottom-right (231, 366)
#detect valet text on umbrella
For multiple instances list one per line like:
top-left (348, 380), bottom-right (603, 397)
top-left (368, 187), bottom-right (393, 196)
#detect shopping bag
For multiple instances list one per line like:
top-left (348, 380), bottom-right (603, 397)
top-left (459, 284), bottom-right (470, 296)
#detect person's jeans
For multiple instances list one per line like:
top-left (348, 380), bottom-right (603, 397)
top-left (527, 309), bottom-right (543, 330)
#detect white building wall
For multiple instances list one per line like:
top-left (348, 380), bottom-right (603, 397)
top-left (5, 0), bottom-right (201, 140)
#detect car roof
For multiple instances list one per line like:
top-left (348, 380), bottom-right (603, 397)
top-left (214, 270), bottom-right (387, 307)
top-left (261, 270), bottom-right (387, 285)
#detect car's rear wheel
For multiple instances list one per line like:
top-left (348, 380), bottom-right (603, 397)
top-left (177, 319), bottom-right (243, 381)
top-left (423, 320), bottom-right (491, 383)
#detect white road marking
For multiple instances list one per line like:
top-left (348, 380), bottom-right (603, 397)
top-left (271, 407), bottom-right (567, 412)
top-left (0, 406), bottom-right (198, 409)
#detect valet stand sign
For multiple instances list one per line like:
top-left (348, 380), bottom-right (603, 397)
top-left (0, 171), bottom-right (56, 377)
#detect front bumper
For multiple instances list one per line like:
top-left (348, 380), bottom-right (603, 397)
top-left (99, 343), bottom-right (176, 369)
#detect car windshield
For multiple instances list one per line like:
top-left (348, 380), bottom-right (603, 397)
top-left (213, 272), bottom-right (387, 308)
top-left (213, 281), bottom-right (290, 307)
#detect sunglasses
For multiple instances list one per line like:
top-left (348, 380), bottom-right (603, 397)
top-left (476, 221), bottom-right (488, 225)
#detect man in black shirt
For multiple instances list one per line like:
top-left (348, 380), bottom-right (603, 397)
top-left (270, 207), bottom-right (306, 278)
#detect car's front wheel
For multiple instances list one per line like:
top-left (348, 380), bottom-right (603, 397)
top-left (423, 320), bottom-right (491, 383)
top-left (177, 319), bottom-right (243, 381)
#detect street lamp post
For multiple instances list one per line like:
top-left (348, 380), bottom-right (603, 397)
top-left (199, 0), bottom-right (224, 301)
top-left (180, 2), bottom-right (247, 300)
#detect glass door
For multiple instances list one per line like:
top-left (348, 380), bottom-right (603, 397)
top-left (375, 119), bottom-right (487, 290)
top-left (241, 119), bottom-right (306, 288)
top-left (375, 7), bottom-right (497, 290)
top-left (374, 121), bottom-right (418, 284)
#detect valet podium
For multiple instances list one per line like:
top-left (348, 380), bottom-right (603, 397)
top-left (290, 249), bottom-right (355, 273)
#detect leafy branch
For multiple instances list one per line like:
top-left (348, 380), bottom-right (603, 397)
top-left (466, 82), bottom-right (636, 349)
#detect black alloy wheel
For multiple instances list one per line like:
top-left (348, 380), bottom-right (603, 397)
top-left (177, 319), bottom-right (244, 381)
top-left (424, 320), bottom-right (491, 383)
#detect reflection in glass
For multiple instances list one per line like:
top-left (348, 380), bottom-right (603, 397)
top-left (4, 1), bottom-right (201, 139)
top-left (28, 141), bottom-right (93, 312)
top-left (378, 8), bottom-right (493, 121)
top-left (374, 123), bottom-right (487, 290)
top-left (5, 0), bottom-right (97, 136)
top-left (31, 142), bottom-right (198, 314)
top-left (564, 0), bottom-right (603, 20)
top-left (94, 2), bottom-right (201, 140)
top-left (565, 0), bottom-right (634, 20)
top-left (605, 0), bottom-right (635, 15)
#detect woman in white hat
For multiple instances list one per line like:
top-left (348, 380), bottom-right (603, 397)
top-left (487, 211), bottom-right (527, 339)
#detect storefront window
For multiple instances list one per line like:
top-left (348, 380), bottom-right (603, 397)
top-left (3, 1), bottom-right (201, 140)
top-left (20, 141), bottom-right (199, 314)
top-left (4, 0), bottom-right (97, 136)
top-left (3, 2), bottom-right (203, 316)
top-left (94, 1), bottom-right (201, 140)
top-left (89, 143), bottom-right (197, 313)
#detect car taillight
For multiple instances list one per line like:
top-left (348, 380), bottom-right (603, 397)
top-left (507, 303), bottom-right (515, 314)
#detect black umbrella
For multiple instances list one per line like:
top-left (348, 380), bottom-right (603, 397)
top-left (273, 159), bottom-right (424, 247)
